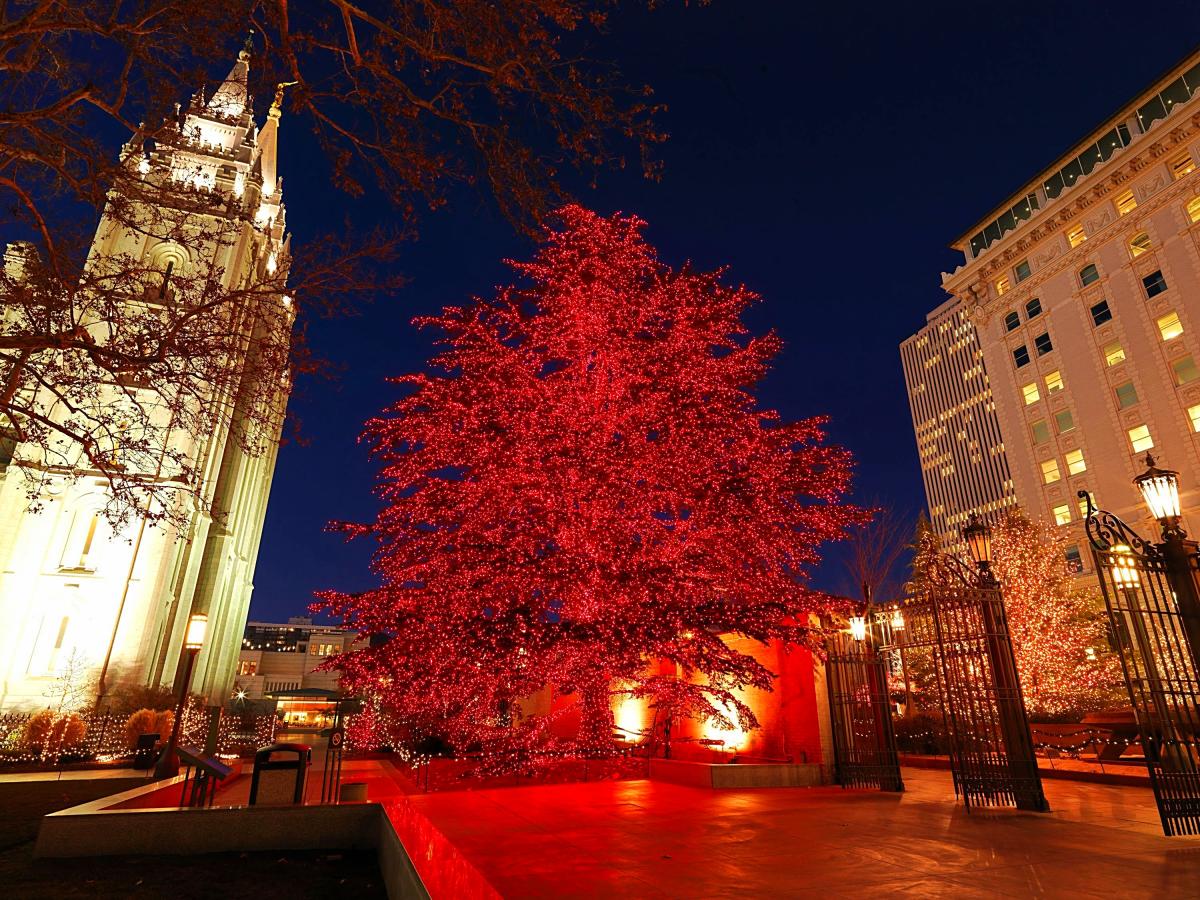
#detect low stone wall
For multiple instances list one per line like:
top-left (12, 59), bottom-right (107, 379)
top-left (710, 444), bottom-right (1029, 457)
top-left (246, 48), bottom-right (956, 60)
top-left (649, 758), bottom-right (824, 789)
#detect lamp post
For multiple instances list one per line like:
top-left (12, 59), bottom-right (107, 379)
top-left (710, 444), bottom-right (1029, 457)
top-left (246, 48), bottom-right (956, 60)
top-left (154, 613), bottom-right (207, 779)
top-left (889, 606), bottom-right (912, 716)
top-left (1130, 454), bottom-right (1200, 678)
top-left (962, 513), bottom-right (995, 584)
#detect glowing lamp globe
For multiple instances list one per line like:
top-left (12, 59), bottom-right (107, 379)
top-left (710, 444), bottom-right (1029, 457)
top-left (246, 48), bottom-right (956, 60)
top-left (848, 615), bottom-right (868, 642)
top-left (1109, 544), bottom-right (1140, 588)
top-left (890, 607), bottom-right (905, 631)
top-left (1134, 453), bottom-right (1180, 524)
top-left (184, 613), bottom-right (208, 650)
top-left (962, 513), bottom-right (993, 567)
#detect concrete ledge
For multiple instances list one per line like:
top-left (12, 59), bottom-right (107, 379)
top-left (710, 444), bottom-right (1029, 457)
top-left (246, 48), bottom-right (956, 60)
top-left (33, 777), bottom-right (437, 899)
top-left (649, 758), bottom-right (823, 789)
top-left (37, 801), bottom-right (380, 858)
top-left (899, 754), bottom-right (1152, 788)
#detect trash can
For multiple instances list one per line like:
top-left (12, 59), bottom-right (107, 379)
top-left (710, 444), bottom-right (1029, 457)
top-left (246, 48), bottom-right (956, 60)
top-left (132, 732), bottom-right (160, 770)
top-left (249, 743), bottom-right (311, 805)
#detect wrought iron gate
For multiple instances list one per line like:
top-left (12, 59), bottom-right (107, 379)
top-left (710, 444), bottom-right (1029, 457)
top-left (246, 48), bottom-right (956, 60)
top-left (825, 631), bottom-right (903, 791)
top-left (1085, 505), bottom-right (1200, 836)
top-left (881, 554), bottom-right (1049, 812)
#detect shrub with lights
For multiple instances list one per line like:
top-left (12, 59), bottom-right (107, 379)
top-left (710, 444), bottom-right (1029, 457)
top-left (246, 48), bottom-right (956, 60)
top-left (319, 207), bottom-right (864, 763)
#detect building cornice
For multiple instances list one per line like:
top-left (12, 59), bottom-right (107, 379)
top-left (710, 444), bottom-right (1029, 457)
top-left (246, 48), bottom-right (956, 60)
top-left (951, 46), bottom-right (1200, 249)
top-left (943, 112), bottom-right (1200, 325)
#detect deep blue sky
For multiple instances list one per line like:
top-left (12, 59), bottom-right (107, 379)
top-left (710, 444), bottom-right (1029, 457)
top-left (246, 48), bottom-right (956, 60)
top-left (252, 2), bottom-right (1200, 621)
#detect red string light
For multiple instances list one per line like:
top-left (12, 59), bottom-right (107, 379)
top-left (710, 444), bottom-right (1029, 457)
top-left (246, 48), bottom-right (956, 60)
top-left (317, 206), bottom-right (865, 760)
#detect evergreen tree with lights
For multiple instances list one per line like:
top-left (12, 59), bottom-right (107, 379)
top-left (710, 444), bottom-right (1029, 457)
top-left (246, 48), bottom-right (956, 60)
top-left (988, 509), bottom-right (1121, 718)
top-left (319, 207), bottom-right (865, 758)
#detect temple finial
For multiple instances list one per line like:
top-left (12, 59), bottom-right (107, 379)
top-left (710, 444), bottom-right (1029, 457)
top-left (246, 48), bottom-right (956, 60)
top-left (270, 81), bottom-right (298, 118)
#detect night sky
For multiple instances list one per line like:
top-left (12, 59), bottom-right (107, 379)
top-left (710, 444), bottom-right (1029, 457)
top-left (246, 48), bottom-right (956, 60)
top-left (252, 2), bottom-right (1200, 622)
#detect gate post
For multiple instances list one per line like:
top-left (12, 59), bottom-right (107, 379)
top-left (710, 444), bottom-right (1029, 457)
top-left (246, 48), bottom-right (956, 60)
top-left (978, 580), bottom-right (1049, 812)
top-left (961, 514), bottom-right (1049, 813)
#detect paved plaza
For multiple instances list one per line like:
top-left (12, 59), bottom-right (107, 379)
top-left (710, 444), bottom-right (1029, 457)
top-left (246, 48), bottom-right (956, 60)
top-left (406, 767), bottom-right (1200, 898)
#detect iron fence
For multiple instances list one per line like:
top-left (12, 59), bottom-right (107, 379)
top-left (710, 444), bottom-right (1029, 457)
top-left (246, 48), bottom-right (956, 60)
top-left (881, 552), bottom-right (1048, 813)
top-left (1086, 505), bottom-right (1200, 836)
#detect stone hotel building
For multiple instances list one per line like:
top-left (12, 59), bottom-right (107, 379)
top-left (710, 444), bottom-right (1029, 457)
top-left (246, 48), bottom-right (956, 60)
top-left (904, 49), bottom-right (1200, 575)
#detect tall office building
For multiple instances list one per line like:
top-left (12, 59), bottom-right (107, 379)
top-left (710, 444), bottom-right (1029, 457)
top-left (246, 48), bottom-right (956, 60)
top-left (901, 299), bottom-right (1017, 546)
top-left (907, 49), bottom-right (1200, 574)
top-left (0, 45), bottom-right (293, 708)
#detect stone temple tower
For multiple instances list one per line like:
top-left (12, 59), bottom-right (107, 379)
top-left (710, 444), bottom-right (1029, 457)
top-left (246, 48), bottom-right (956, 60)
top-left (0, 43), bottom-right (294, 709)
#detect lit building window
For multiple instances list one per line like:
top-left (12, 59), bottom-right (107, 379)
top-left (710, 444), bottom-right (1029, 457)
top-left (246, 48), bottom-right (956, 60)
top-left (1077, 492), bottom-right (1096, 519)
top-left (1116, 190), bottom-right (1138, 216)
top-left (1065, 449), bottom-right (1087, 475)
top-left (996, 276), bottom-right (1011, 296)
top-left (1171, 153), bottom-right (1196, 180)
top-left (1045, 371), bottom-right (1064, 393)
top-left (1157, 310), bottom-right (1183, 341)
top-left (1090, 299), bottom-right (1112, 326)
top-left (30, 615), bottom-right (71, 675)
top-left (239, 661), bottom-right (258, 676)
top-left (1143, 269), bottom-right (1168, 298)
top-left (1004, 311), bottom-right (1020, 331)
top-left (1067, 224), bottom-right (1087, 248)
top-left (1103, 341), bottom-right (1125, 366)
top-left (1188, 403), bottom-right (1200, 432)
top-left (1031, 419), bottom-right (1050, 444)
top-left (1115, 380), bottom-right (1139, 409)
top-left (1013, 345), bottom-right (1030, 368)
top-left (1129, 232), bottom-right (1151, 256)
top-left (1015, 259), bottom-right (1032, 283)
top-left (1129, 424), bottom-right (1154, 453)
top-left (1079, 263), bottom-right (1099, 286)
top-left (1022, 382), bottom-right (1041, 405)
top-left (1065, 545), bottom-right (1084, 573)
top-left (59, 511), bottom-right (101, 572)
top-left (1188, 196), bottom-right (1200, 224)
top-left (1055, 409), bottom-right (1075, 434)
top-left (1041, 458), bottom-right (1062, 484)
top-left (1025, 298), bottom-right (1042, 319)
top-left (1034, 332), bottom-right (1053, 356)
top-left (1173, 355), bottom-right (1199, 385)
top-left (1052, 504), bottom-right (1072, 526)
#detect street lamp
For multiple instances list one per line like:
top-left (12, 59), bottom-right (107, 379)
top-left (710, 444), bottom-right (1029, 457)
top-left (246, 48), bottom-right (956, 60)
top-left (1134, 453), bottom-right (1182, 536)
top-left (154, 613), bottom-right (207, 779)
top-left (962, 513), bottom-right (993, 574)
top-left (890, 607), bottom-right (905, 631)
top-left (848, 614), bottom-right (868, 642)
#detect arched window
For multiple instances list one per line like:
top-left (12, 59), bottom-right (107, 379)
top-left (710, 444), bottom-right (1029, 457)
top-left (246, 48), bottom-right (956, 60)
top-left (1079, 264), bottom-right (1100, 287)
top-left (145, 243), bottom-right (190, 301)
top-left (1129, 232), bottom-right (1152, 257)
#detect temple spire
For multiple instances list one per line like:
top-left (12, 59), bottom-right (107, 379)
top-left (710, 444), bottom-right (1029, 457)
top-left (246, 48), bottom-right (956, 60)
top-left (258, 81), bottom-right (294, 198)
top-left (207, 34), bottom-right (252, 118)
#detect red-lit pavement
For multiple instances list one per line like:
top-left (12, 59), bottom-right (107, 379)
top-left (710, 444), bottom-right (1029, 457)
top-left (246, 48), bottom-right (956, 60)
top-left (402, 767), bottom-right (1198, 898)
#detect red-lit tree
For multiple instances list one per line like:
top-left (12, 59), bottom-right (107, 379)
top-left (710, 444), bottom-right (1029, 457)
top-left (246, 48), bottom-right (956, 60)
top-left (319, 207), bottom-right (865, 755)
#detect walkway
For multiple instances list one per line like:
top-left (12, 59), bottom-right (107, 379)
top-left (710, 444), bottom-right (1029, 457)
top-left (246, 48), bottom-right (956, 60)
top-left (405, 767), bottom-right (1199, 898)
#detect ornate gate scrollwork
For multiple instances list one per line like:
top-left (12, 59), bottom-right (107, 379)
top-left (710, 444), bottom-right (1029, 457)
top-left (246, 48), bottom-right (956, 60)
top-left (825, 629), bottom-right (903, 792)
top-left (880, 551), bottom-right (1049, 813)
top-left (1084, 497), bottom-right (1200, 837)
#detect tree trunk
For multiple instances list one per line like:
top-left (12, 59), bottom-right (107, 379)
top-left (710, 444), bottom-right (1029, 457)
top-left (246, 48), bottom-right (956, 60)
top-left (578, 679), bottom-right (614, 755)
